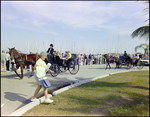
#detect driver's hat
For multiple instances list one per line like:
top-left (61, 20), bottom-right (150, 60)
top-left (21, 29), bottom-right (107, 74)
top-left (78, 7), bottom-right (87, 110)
top-left (50, 44), bottom-right (53, 47)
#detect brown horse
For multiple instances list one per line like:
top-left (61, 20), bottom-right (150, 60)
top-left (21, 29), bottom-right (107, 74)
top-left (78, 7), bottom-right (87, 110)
top-left (8, 47), bottom-right (39, 79)
top-left (103, 54), bottom-right (120, 69)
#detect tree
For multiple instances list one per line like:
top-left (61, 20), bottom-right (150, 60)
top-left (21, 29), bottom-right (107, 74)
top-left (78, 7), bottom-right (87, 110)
top-left (135, 43), bottom-right (149, 55)
top-left (131, 1), bottom-right (149, 41)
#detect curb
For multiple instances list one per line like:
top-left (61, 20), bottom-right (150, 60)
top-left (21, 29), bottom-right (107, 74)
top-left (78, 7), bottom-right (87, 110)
top-left (8, 94), bottom-right (52, 116)
top-left (8, 68), bottom-right (148, 116)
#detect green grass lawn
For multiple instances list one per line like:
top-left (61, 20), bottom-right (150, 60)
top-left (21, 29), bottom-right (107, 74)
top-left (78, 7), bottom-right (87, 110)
top-left (22, 70), bottom-right (149, 116)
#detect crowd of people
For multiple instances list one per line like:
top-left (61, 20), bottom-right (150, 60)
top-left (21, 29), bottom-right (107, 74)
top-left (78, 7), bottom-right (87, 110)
top-left (1, 44), bottom-right (149, 71)
top-left (1, 50), bottom-right (11, 72)
top-left (51, 50), bottom-right (149, 67)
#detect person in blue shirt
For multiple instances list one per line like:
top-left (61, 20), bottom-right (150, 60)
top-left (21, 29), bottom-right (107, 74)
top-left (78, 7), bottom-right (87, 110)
top-left (88, 54), bottom-right (92, 65)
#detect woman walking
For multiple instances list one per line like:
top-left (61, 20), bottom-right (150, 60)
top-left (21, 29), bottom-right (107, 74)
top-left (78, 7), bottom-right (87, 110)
top-left (31, 52), bottom-right (54, 103)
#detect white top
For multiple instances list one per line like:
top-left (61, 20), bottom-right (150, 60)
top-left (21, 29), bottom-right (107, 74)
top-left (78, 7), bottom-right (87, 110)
top-left (6, 53), bottom-right (10, 61)
top-left (35, 66), bottom-right (46, 80)
top-left (36, 58), bottom-right (46, 68)
top-left (35, 58), bottom-right (47, 80)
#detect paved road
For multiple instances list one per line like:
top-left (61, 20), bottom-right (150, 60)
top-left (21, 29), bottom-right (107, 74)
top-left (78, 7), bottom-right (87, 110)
top-left (1, 64), bottom-right (149, 116)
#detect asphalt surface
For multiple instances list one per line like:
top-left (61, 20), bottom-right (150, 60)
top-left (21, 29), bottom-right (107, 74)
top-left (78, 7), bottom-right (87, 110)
top-left (1, 64), bottom-right (149, 116)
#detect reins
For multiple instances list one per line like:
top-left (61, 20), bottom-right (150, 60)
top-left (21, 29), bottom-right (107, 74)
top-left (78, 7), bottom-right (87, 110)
top-left (11, 49), bottom-right (35, 64)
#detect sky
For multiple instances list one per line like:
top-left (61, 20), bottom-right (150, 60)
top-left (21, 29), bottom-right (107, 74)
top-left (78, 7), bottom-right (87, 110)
top-left (1, 1), bottom-right (149, 55)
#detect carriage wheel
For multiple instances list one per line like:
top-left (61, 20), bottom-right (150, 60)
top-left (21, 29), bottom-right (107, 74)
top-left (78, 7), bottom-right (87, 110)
top-left (125, 62), bottom-right (131, 70)
top-left (59, 66), bottom-right (67, 72)
top-left (49, 64), bottom-right (59, 77)
top-left (137, 61), bottom-right (144, 69)
top-left (69, 60), bottom-right (79, 75)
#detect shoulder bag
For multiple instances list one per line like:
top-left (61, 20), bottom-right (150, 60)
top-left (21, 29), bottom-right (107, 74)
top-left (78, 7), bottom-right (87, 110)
top-left (42, 77), bottom-right (51, 88)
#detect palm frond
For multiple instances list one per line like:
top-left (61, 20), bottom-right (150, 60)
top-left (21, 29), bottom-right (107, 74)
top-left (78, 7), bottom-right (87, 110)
top-left (144, 19), bottom-right (149, 22)
top-left (131, 26), bottom-right (149, 41)
top-left (135, 43), bottom-right (149, 52)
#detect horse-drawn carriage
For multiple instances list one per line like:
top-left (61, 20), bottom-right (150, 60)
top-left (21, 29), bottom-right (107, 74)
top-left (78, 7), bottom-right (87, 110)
top-left (45, 53), bottom-right (79, 77)
top-left (103, 54), bottom-right (144, 70)
top-left (118, 56), bottom-right (132, 69)
top-left (118, 55), bottom-right (144, 69)
top-left (8, 47), bottom-right (79, 79)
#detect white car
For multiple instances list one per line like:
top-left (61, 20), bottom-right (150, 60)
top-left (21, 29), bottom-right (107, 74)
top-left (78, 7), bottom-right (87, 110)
top-left (140, 58), bottom-right (149, 65)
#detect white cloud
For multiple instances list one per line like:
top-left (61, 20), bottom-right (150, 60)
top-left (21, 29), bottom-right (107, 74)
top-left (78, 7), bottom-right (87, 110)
top-left (0, 2), bottom-right (121, 27)
top-left (1, 12), bottom-right (18, 20)
top-left (2, 1), bottom-right (148, 33)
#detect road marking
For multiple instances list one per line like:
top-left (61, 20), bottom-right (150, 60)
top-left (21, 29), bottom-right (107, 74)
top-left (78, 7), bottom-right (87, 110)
top-left (1, 103), bottom-right (4, 107)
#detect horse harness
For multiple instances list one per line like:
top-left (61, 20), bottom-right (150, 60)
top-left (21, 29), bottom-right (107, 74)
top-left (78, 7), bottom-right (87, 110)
top-left (12, 50), bottom-right (35, 64)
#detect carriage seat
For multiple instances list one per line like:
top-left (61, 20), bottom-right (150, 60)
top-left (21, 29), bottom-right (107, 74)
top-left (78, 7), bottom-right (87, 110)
top-left (54, 55), bottom-right (73, 67)
top-left (54, 56), bottom-right (63, 66)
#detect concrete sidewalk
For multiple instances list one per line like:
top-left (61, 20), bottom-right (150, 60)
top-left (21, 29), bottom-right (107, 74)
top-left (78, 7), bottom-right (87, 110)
top-left (1, 64), bottom-right (149, 116)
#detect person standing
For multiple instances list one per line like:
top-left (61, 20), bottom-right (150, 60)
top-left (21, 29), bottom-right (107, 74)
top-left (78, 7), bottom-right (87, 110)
top-left (84, 53), bottom-right (87, 65)
top-left (88, 54), bottom-right (92, 65)
top-left (80, 54), bottom-right (84, 66)
top-left (31, 52), bottom-right (54, 103)
top-left (11, 58), bottom-right (15, 71)
top-left (99, 54), bottom-right (101, 64)
top-left (96, 54), bottom-right (100, 64)
top-left (92, 55), bottom-right (94, 65)
top-left (6, 51), bottom-right (10, 71)
top-left (77, 53), bottom-right (80, 65)
top-left (1, 50), bottom-right (7, 72)
top-left (102, 55), bottom-right (104, 64)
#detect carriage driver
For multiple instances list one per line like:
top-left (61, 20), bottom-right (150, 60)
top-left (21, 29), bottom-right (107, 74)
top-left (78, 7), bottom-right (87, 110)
top-left (47, 44), bottom-right (55, 62)
top-left (123, 51), bottom-right (127, 59)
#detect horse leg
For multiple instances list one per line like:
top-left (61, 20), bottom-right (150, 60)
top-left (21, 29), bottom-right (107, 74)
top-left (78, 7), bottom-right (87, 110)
top-left (118, 62), bottom-right (120, 69)
top-left (108, 62), bottom-right (111, 69)
top-left (20, 65), bottom-right (24, 79)
top-left (116, 62), bottom-right (119, 69)
top-left (105, 64), bottom-right (108, 70)
top-left (14, 65), bottom-right (21, 79)
top-left (115, 63), bottom-right (117, 69)
top-left (28, 65), bottom-right (34, 78)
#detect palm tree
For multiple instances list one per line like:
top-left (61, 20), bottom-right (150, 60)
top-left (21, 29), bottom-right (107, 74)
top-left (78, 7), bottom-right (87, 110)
top-left (135, 43), bottom-right (149, 55)
top-left (131, 1), bottom-right (149, 41)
